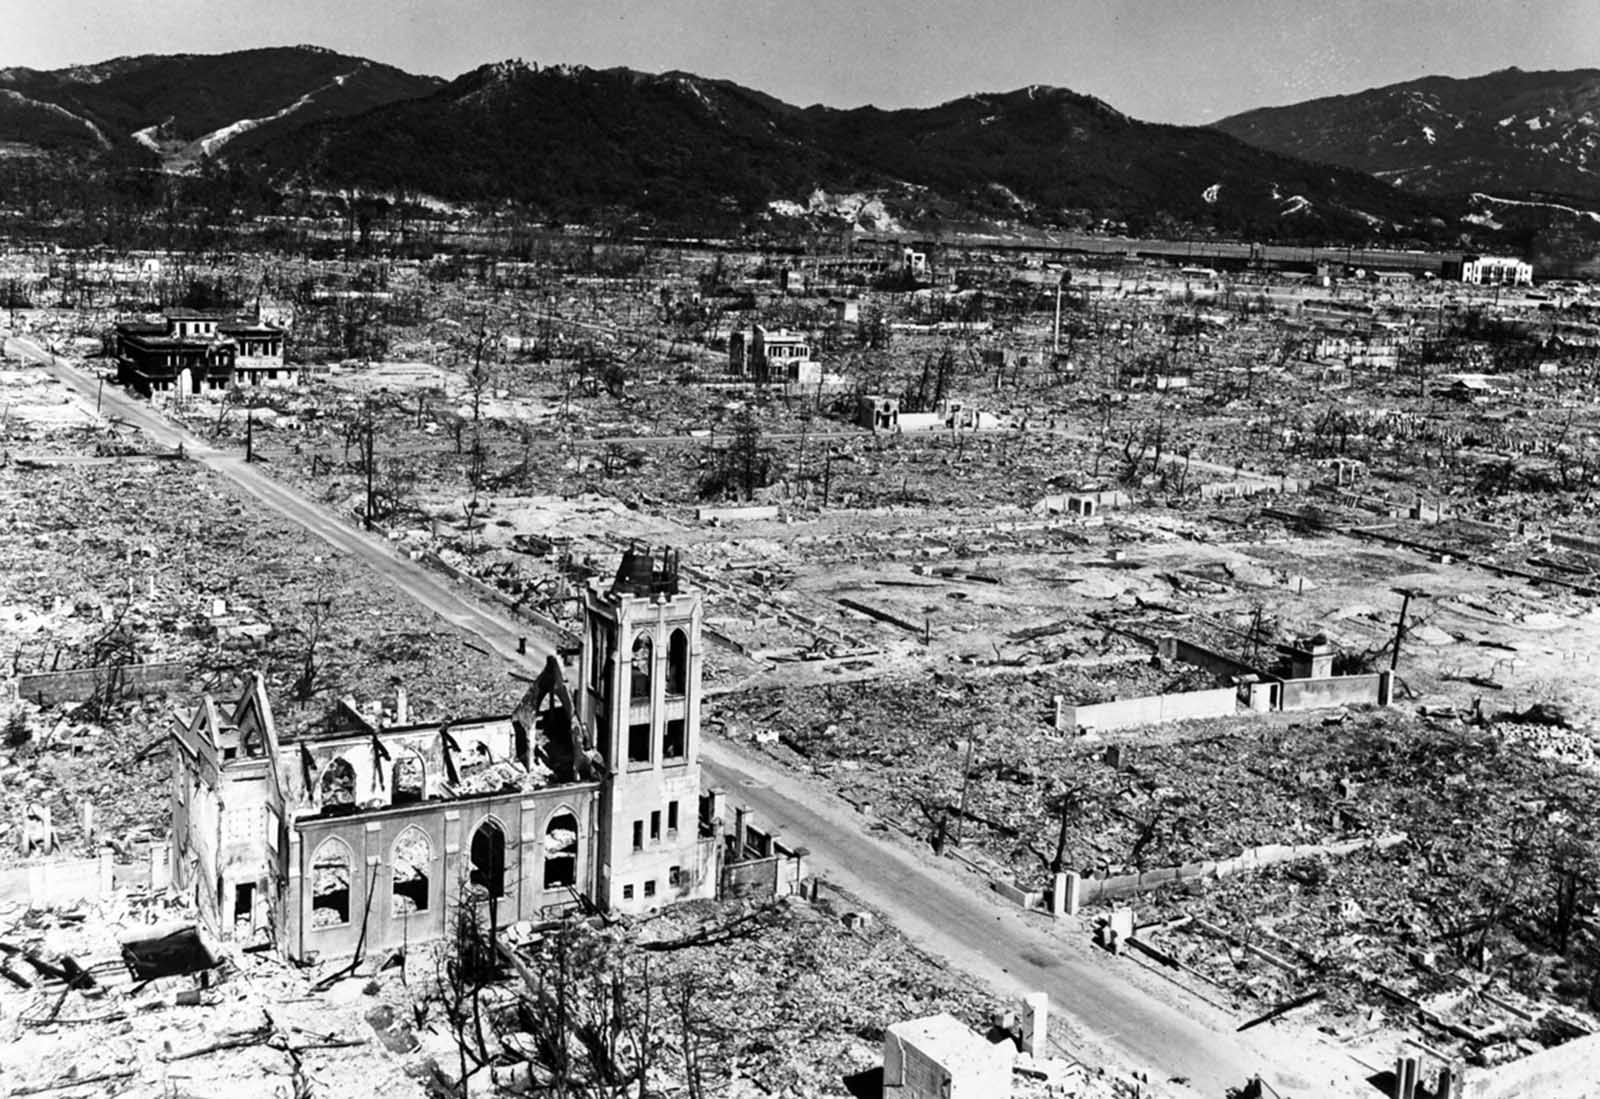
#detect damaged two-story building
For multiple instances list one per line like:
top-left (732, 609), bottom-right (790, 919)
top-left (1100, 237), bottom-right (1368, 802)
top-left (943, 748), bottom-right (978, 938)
top-left (168, 547), bottom-right (798, 962)
top-left (114, 310), bottom-right (288, 397)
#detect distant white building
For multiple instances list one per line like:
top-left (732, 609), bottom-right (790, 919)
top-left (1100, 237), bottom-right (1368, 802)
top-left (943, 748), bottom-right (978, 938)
top-left (1458, 255), bottom-right (1533, 287)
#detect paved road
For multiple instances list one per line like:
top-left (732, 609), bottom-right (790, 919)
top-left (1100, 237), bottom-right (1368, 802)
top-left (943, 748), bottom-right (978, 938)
top-left (6, 336), bottom-right (548, 673)
top-left (697, 740), bottom-right (1357, 1098)
top-left (7, 337), bottom-right (1346, 1095)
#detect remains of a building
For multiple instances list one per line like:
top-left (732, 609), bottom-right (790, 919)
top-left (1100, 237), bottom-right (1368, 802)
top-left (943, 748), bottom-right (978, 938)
top-left (856, 394), bottom-right (999, 433)
top-left (881, 995), bottom-right (1124, 1099)
top-left (114, 310), bottom-right (288, 397)
top-left (728, 325), bottom-right (821, 385)
top-left (168, 546), bottom-right (802, 960)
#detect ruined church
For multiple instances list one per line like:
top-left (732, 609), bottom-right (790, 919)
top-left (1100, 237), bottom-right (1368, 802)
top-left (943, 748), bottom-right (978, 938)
top-left (167, 546), bottom-right (781, 961)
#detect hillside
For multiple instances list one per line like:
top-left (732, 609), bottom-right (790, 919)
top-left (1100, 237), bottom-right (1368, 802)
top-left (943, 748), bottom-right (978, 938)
top-left (0, 46), bottom-right (441, 169)
top-left (246, 63), bottom-right (840, 221)
top-left (1212, 67), bottom-right (1600, 204)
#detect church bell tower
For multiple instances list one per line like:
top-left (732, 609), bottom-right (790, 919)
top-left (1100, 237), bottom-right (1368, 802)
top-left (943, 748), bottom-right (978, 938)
top-left (580, 544), bottom-right (713, 913)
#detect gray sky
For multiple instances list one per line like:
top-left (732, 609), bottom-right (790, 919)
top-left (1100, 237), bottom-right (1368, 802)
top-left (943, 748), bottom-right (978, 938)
top-left (9, 0), bottom-right (1598, 123)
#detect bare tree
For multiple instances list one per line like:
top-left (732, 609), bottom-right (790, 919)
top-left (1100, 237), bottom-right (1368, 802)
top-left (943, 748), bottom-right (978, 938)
top-left (291, 589), bottom-right (334, 702)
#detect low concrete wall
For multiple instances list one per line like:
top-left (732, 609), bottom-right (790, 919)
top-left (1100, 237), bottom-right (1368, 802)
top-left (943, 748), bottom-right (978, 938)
top-left (1059, 686), bottom-right (1238, 735)
top-left (1464, 1030), bottom-right (1600, 1099)
top-left (15, 662), bottom-right (189, 707)
top-left (1079, 833), bottom-right (1406, 905)
top-left (696, 504), bottom-right (780, 523)
top-left (0, 852), bottom-right (115, 905)
top-left (990, 879), bottom-right (1043, 909)
top-left (1279, 671), bottom-right (1390, 711)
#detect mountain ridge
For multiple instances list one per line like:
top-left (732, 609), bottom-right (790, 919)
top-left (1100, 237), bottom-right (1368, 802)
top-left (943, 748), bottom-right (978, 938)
top-left (0, 45), bottom-right (1487, 242)
top-left (231, 56), bottom-right (1449, 238)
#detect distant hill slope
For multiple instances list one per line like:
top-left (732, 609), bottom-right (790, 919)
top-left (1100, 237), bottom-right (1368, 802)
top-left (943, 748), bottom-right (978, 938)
top-left (247, 61), bottom-right (1449, 238)
top-left (1211, 67), bottom-right (1600, 203)
top-left (0, 46), bottom-right (441, 168)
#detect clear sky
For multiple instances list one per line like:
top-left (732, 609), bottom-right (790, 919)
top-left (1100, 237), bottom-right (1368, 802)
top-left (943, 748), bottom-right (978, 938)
top-left (9, 0), bottom-right (1599, 124)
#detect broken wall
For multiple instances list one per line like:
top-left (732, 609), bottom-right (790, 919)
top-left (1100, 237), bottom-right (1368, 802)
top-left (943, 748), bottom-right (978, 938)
top-left (1079, 833), bottom-right (1406, 905)
top-left (15, 662), bottom-right (189, 707)
top-left (1156, 637), bottom-right (1267, 681)
top-left (286, 782), bottom-right (599, 961)
top-left (0, 851), bottom-right (114, 906)
top-left (1058, 686), bottom-right (1238, 735)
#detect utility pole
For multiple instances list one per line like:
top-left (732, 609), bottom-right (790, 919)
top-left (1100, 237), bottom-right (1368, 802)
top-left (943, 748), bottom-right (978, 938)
top-left (363, 416), bottom-right (375, 531)
top-left (1390, 588), bottom-right (1427, 672)
top-left (1053, 276), bottom-right (1063, 356)
top-left (245, 409), bottom-right (254, 463)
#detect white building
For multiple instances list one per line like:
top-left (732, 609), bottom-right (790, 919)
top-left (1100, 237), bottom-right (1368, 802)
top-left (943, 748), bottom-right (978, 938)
top-left (1460, 255), bottom-right (1533, 287)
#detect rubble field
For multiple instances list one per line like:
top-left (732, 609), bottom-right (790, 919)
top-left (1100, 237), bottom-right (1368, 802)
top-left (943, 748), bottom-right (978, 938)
top-left (0, 451), bottom-right (520, 866)
top-left (0, 885), bottom-right (1060, 1099)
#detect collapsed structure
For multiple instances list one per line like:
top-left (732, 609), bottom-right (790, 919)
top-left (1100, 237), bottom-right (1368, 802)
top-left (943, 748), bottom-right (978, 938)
top-left (167, 546), bottom-right (797, 961)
